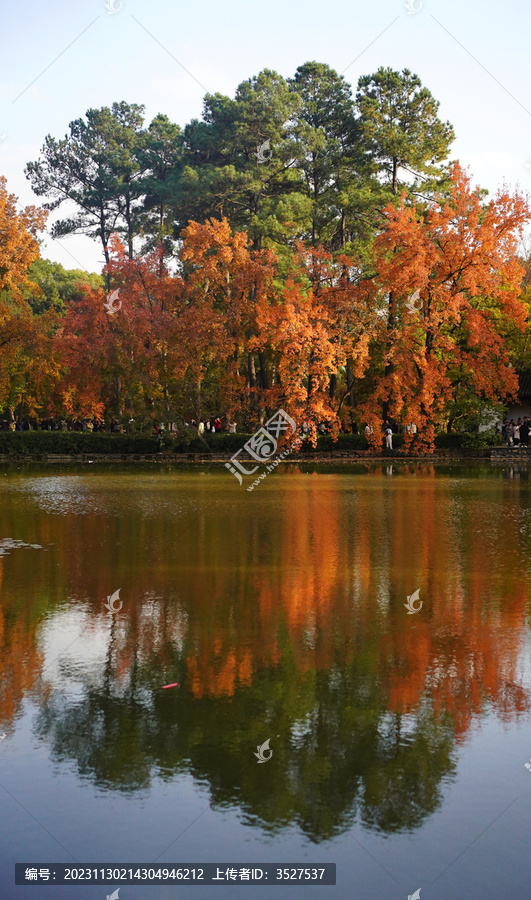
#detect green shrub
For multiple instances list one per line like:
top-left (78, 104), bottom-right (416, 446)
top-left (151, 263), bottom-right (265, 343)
top-left (0, 427), bottom-right (502, 457)
top-left (434, 432), bottom-right (463, 449)
top-left (0, 432), bottom-right (158, 455)
top-left (173, 430), bottom-right (406, 454)
top-left (459, 430), bottom-right (504, 449)
top-left (170, 432), bottom-right (254, 453)
top-left (203, 432), bottom-right (253, 453)
top-left (434, 430), bottom-right (503, 449)
top-left (198, 431), bottom-right (372, 454)
top-left (300, 433), bottom-right (367, 451)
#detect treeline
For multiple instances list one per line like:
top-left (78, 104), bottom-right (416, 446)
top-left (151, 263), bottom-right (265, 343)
top-left (1, 62), bottom-right (530, 447)
top-left (25, 64), bottom-right (454, 265)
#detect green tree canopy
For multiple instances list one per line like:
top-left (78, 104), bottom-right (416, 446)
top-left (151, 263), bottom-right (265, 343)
top-left (23, 258), bottom-right (104, 315)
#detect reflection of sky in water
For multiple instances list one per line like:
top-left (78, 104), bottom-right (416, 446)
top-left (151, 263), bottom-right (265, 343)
top-left (39, 607), bottom-right (111, 689)
top-left (14, 477), bottom-right (105, 515)
top-left (11, 475), bottom-right (201, 518)
top-left (290, 711), bottom-right (318, 748)
top-left (39, 598), bottom-right (189, 694)
top-left (0, 538), bottom-right (42, 556)
top-left (517, 633), bottom-right (531, 686)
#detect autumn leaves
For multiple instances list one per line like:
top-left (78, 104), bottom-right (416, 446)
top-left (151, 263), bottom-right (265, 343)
top-left (1, 164), bottom-right (529, 444)
top-left (47, 164), bottom-right (526, 444)
top-left (356, 166), bottom-right (529, 447)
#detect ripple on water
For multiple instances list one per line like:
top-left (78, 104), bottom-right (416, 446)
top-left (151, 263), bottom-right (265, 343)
top-left (0, 538), bottom-right (42, 557)
top-left (13, 477), bottom-right (104, 516)
top-left (11, 475), bottom-right (201, 518)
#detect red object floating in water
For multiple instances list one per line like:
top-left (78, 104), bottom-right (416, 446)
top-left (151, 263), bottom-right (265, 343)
top-left (163, 683), bottom-right (179, 689)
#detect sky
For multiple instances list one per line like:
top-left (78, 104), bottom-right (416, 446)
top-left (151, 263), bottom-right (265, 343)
top-left (1, 0), bottom-right (530, 273)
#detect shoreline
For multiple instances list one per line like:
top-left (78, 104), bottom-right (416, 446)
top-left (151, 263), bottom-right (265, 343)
top-left (1, 448), bottom-right (530, 465)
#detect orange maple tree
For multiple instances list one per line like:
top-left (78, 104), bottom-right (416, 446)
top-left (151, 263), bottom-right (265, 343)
top-left (253, 243), bottom-right (377, 441)
top-left (357, 164), bottom-right (530, 447)
top-left (55, 222), bottom-right (279, 423)
top-left (0, 176), bottom-right (59, 417)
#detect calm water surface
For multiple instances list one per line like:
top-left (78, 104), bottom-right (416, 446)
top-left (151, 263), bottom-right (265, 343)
top-left (1, 463), bottom-right (531, 899)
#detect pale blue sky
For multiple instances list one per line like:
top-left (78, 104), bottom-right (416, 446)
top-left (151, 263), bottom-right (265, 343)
top-left (1, 0), bottom-right (530, 273)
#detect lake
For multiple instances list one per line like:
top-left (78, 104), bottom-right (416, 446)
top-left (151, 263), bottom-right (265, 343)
top-left (1, 462), bottom-right (531, 899)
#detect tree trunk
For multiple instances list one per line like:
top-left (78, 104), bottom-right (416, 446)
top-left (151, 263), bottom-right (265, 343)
top-left (383, 149), bottom-right (398, 423)
top-left (126, 189), bottom-right (134, 260)
top-left (386, 156), bottom-right (399, 423)
top-left (258, 351), bottom-right (269, 390)
top-left (247, 353), bottom-right (257, 390)
top-left (383, 290), bottom-right (396, 423)
top-left (307, 349), bottom-right (315, 399)
top-left (114, 376), bottom-right (121, 417)
top-left (195, 378), bottom-right (202, 423)
top-left (329, 373), bottom-right (337, 400)
top-left (159, 205), bottom-right (165, 276)
top-left (101, 215), bottom-right (111, 290)
top-left (346, 360), bottom-right (356, 429)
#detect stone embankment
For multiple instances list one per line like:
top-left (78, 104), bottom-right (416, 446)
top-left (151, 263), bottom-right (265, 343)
top-left (2, 447), bottom-right (530, 464)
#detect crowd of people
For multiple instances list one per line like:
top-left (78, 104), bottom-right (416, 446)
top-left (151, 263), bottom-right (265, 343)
top-left (0, 417), bottom-right (127, 433)
top-left (0, 415), bottom-right (405, 443)
top-left (0, 416), bottom-right (240, 435)
top-left (500, 418), bottom-right (531, 446)
top-left (195, 418), bottom-right (237, 434)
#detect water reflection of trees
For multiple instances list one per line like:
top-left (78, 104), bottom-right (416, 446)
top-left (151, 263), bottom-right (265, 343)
top-left (35, 647), bottom-right (457, 840)
top-left (1, 466), bottom-right (530, 841)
